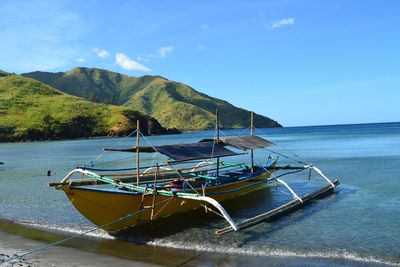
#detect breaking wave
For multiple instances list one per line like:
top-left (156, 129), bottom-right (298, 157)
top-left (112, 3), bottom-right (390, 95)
top-left (16, 219), bottom-right (115, 240)
top-left (145, 239), bottom-right (400, 266)
top-left (9, 219), bottom-right (400, 266)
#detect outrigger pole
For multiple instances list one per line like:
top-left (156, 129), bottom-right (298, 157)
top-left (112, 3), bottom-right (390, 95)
top-left (215, 178), bottom-right (339, 235)
top-left (216, 109), bottom-right (220, 177)
top-left (250, 111), bottom-right (254, 173)
top-left (136, 120), bottom-right (140, 185)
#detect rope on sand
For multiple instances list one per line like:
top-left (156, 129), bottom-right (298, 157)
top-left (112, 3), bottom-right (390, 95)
top-left (1, 198), bottom-right (171, 265)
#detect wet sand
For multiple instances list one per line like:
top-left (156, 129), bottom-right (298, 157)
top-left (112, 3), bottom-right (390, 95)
top-left (0, 220), bottom-right (208, 266)
top-left (0, 231), bottom-right (159, 266)
top-left (0, 220), bottom-right (393, 267)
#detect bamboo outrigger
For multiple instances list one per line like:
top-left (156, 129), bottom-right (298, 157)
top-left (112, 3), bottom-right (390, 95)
top-left (49, 112), bottom-right (339, 235)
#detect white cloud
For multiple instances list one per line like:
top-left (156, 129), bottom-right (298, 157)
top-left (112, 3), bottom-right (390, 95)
top-left (156, 46), bottom-right (173, 58)
top-left (137, 46), bottom-right (174, 62)
top-left (76, 58), bottom-right (85, 63)
top-left (115, 53), bottom-right (151, 72)
top-left (93, 47), bottom-right (110, 58)
top-left (271, 18), bottom-right (295, 29)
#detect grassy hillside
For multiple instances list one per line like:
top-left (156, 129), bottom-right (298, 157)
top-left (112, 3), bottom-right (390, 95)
top-left (125, 79), bottom-right (281, 130)
top-left (23, 68), bottom-right (159, 104)
top-left (0, 75), bottom-right (177, 142)
top-left (23, 67), bottom-right (282, 130)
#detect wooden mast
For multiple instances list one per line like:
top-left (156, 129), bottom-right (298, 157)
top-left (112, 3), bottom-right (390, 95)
top-left (136, 120), bottom-right (140, 185)
top-left (216, 110), bottom-right (220, 177)
top-left (250, 111), bottom-right (254, 173)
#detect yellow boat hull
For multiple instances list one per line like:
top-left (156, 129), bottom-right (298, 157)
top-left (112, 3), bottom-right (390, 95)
top-left (58, 173), bottom-right (272, 232)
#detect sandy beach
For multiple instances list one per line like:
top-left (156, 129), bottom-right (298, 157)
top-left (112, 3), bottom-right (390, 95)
top-left (0, 220), bottom-right (207, 267)
top-left (1, 226), bottom-right (392, 267)
top-left (0, 230), bottom-right (160, 267)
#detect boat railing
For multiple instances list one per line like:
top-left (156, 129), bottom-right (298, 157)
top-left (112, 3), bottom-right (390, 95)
top-left (56, 168), bottom-right (149, 193)
top-left (53, 167), bottom-right (206, 197)
top-left (189, 162), bottom-right (247, 176)
top-left (143, 166), bottom-right (172, 174)
top-left (190, 161), bottom-right (215, 172)
top-left (61, 168), bottom-right (92, 183)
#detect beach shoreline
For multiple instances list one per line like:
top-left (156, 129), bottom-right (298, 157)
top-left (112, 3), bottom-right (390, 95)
top-left (0, 230), bottom-right (160, 267)
top-left (0, 220), bottom-right (395, 267)
top-left (0, 220), bottom-right (202, 266)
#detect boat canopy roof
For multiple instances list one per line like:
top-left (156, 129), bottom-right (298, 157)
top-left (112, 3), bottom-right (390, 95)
top-left (103, 135), bottom-right (272, 162)
top-left (104, 141), bottom-right (240, 162)
top-left (155, 142), bottom-right (240, 162)
top-left (220, 135), bottom-right (274, 151)
top-left (200, 135), bottom-right (274, 151)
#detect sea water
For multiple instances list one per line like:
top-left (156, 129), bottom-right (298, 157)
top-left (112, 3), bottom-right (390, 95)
top-left (0, 122), bottom-right (399, 266)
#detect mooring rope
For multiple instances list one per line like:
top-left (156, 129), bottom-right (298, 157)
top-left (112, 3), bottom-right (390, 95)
top-left (210, 138), bottom-right (216, 160)
top-left (193, 127), bottom-right (216, 140)
top-left (94, 129), bottom-right (138, 162)
top-left (1, 197), bottom-right (171, 265)
top-left (136, 131), bottom-right (202, 196)
top-left (253, 127), bottom-right (310, 165)
top-left (263, 148), bottom-right (309, 165)
top-left (165, 162), bottom-right (202, 196)
top-left (139, 130), bottom-right (161, 154)
top-left (237, 125), bottom-right (251, 136)
top-left (212, 127), bottom-right (310, 165)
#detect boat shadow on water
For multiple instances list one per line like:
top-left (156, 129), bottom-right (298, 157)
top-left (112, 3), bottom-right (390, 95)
top-left (235, 184), bottom-right (358, 246)
top-left (111, 183), bottom-right (357, 244)
top-left (111, 188), bottom-right (275, 241)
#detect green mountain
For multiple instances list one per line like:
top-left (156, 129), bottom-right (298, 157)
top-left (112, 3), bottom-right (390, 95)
top-left (0, 70), bottom-right (10, 77)
top-left (23, 67), bottom-right (281, 130)
top-left (0, 74), bottom-right (177, 142)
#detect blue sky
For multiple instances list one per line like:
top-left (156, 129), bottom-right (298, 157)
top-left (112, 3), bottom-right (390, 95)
top-left (1, 0), bottom-right (399, 126)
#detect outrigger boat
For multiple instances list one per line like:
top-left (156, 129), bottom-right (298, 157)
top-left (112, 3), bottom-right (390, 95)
top-left (49, 112), bottom-right (339, 235)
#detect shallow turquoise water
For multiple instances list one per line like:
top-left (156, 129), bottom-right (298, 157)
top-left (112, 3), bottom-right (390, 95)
top-left (1, 122), bottom-right (399, 265)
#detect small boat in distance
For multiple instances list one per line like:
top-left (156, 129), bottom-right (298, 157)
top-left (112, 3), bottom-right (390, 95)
top-left (49, 112), bottom-right (339, 235)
